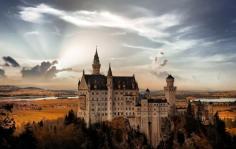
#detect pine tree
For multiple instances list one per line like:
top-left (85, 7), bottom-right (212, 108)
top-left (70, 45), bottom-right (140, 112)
top-left (0, 106), bottom-right (15, 149)
top-left (64, 110), bottom-right (77, 125)
top-left (16, 124), bottom-right (37, 149)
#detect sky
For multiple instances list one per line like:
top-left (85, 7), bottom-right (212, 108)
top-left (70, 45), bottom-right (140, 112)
top-left (0, 0), bottom-right (236, 90)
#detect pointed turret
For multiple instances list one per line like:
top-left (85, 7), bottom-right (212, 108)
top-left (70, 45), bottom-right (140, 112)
top-left (92, 47), bottom-right (101, 74)
top-left (107, 63), bottom-right (112, 77)
top-left (78, 80), bottom-right (81, 90)
top-left (93, 47), bottom-right (100, 64)
top-left (106, 63), bottom-right (113, 121)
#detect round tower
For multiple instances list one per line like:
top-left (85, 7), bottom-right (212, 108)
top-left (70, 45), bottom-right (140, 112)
top-left (166, 75), bottom-right (174, 87)
top-left (145, 88), bottom-right (151, 99)
top-left (164, 74), bottom-right (177, 113)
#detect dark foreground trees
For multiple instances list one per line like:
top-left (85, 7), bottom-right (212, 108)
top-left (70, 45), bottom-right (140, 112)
top-left (157, 103), bottom-right (236, 149)
top-left (0, 109), bottom-right (149, 149)
top-left (0, 104), bottom-right (15, 149)
top-left (206, 113), bottom-right (236, 149)
top-left (1, 106), bottom-right (236, 149)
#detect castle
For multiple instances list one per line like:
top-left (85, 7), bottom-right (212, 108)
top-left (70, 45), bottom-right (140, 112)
top-left (77, 49), bottom-right (177, 147)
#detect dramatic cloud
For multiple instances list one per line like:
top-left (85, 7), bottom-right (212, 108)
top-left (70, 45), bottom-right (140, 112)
top-left (160, 59), bottom-right (168, 67)
top-left (150, 71), bottom-right (169, 79)
top-left (21, 60), bottom-right (72, 80)
top-left (2, 56), bottom-right (20, 67)
top-left (24, 31), bottom-right (40, 37)
top-left (0, 0), bottom-right (235, 89)
top-left (18, 4), bottom-right (180, 40)
top-left (150, 50), bottom-right (169, 78)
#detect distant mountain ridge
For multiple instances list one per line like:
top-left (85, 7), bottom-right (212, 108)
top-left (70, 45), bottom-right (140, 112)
top-left (0, 85), bottom-right (77, 98)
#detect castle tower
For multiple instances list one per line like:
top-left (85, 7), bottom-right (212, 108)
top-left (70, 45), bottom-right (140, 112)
top-left (92, 47), bottom-right (101, 74)
top-left (145, 88), bottom-right (151, 99)
top-left (107, 63), bottom-right (113, 121)
top-left (164, 75), bottom-right (177, 113)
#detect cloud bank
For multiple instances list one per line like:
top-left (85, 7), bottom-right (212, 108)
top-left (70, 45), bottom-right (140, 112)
top-left (21, 60), bottom-right (72, 80)
top-left (2, 56), bottom-right (20, 67)
top-left (18, 4), bottom-right (180, 41)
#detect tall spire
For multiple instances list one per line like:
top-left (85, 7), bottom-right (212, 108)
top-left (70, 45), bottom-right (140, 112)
top-left (107, 63), bottom-right (112, 77)
top-left (93, 46), bottom-right (100, 65)
top-left (92, 46), bottom-right (101, 74)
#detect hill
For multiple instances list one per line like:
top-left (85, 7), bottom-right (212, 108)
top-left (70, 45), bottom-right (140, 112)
top-left (0, 85), bottom-right (77, 98)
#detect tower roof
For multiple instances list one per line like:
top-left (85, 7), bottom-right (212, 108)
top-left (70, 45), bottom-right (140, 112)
top-left (167, 74), bottom-right (174, 80)
top-left (93, 47), bottom-right (100, 65)
top-left (83, 74), bottom-right (138, 90)
top-left (107, 63), bottom-right (112, 76)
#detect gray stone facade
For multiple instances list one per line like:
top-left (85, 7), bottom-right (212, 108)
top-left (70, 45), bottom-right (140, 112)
top-left (77, 49), bottom-right (177, 147)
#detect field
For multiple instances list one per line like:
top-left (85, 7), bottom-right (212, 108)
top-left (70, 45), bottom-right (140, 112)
top-left (227, 128), bottom-right (236, 136)
top-left (7, 99), bottom-right (79, 129)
